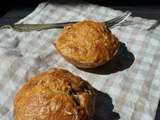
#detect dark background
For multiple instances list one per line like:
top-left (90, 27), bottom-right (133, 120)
top-left (0, 0), bottom-right (160, 120)
top-left (0, 0), bottom-right (160, 19)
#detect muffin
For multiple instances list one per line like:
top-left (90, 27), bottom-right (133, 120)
top-left (14, 68), bottom-right (95, 120)
top-left (55, 20), bottom-right (119, 68)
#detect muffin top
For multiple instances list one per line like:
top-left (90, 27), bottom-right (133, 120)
top-left (14, 68), bottom-right (95, 120)
top-left (55, 20), bottom-right (119, 68)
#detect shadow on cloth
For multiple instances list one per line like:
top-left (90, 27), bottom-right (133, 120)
top-left (92, 89), bottom-right (120, 120)
top-left (80, 42), bottom-right (135, 75)
top-left (147, 20), bottom-right (160, 30)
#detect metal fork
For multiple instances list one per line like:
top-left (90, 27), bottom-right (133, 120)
top-left (0, 11), bottom-right (131, 32)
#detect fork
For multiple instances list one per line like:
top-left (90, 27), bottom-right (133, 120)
top-left (0, 11), bottom-right (131, 32)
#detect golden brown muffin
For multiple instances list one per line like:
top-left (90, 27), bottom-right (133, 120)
top-left (14, 68), bottom-right (95, 120)
top-left (55, 20), bottom-right (119, 68)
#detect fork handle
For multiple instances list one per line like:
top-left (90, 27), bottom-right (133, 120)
top-left (0, 22), bottom-right (77, 32)
top-left (0, 11), bottom-right (131, 32)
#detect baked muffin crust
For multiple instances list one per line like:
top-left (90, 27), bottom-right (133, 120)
top-left (55, 20), bottom-right (119, 68)
top-left (14, 68), bottom-right (95, 120)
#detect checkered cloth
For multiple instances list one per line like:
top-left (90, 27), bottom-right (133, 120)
top-left (0, 2), bottom-right (160, 120)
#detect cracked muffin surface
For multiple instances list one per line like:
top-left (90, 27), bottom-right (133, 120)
top-left (14, 68), bottom-right (95, 120)
top-left (55, 20), bottom-right (119, 68)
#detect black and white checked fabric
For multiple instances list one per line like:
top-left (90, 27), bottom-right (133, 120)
top-left (0, 2), bottom-right (160, 120)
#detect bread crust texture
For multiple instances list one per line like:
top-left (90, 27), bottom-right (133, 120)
top-left (55, 20), bottom-right (119, 68)
top-left (14, 68), bottom-right (95, 120)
